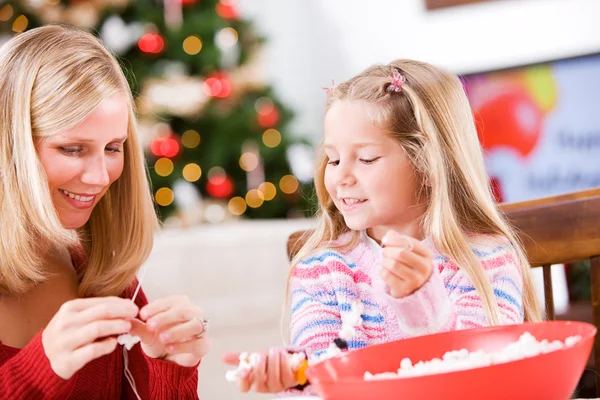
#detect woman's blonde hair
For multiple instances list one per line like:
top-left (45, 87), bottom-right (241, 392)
top-left (0, 25), bottom-right (158, 297)
top-left (289, 59), bottom-right (541, 324)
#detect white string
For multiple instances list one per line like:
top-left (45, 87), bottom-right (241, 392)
top-left (131, 265), bottom-right (148, 303)
top-left (122, 265), bottom-right (148, 400)
top-left (123, 346), bottom-right (142, 400)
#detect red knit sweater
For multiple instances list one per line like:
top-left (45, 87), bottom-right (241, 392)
top-left (0, 281), bottom-right (199, 399)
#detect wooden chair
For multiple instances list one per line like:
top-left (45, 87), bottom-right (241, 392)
top-left (287, 187), bottom-right (600, 396)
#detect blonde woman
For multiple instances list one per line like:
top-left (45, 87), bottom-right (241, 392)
top-left (0, 26), bottom-right (209, 398)
top-left (223, 59), bottom-right (541, 394)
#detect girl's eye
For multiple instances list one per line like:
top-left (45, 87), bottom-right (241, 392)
top-left (327, 159), bottom-right (340, 166)
top-left (360, 157), bottom-right (380, 164)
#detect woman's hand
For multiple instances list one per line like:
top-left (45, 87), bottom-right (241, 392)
top-left (42, 297), bottom-right (138, 379)
top-left (381, 230), bottom-right (434, 298)
top-left (131, 295), bottom-right (210, 367)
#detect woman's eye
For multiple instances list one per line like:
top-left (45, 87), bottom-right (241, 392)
top-left (59, 147), bottom-right (82, 155)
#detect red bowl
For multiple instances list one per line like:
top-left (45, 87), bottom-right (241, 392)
top-left (306, 321), bottom-right (595, 400)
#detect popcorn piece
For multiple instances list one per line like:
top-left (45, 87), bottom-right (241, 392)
top-left (340, 300), bottom-right (364, 340)
top-left (289, 352), bottom-right (307, 369)
top-left (117, 334), bottom-right (141, 351)
top-left (364, 332), bottom-right (583, 380)
top-left (308, 301), bottom-right (365, 365)
top-left (225, 352), bottom-right (261, 382)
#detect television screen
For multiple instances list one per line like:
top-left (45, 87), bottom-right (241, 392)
top-left (461, 53), bottom-right (600, 203)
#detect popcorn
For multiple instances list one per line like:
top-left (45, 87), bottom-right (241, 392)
top-left (364, 332), bottom-right (582, 380)
top-left (225, 301), bottom-right (365, 384)
top-left (339, 300), bottom-right (363, 340)
top-left (225, 352), bottom-right (261, 382)
top-left (117, 334), bottom-right (141, 350)
top-left (308, 300), bottom-right (364, 364)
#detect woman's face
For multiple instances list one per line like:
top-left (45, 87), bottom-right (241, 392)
top-left (36, 93), bottom-right (128, 229)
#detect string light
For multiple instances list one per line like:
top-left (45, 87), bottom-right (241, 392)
top-left (155, 187), bottom-right (174, 206)
top-left (12, 15), bottom-right (28, 33)
top-left (279, 175), bottom-right (299, 194)
top-left (216, 27), bottom-right (238, 48)
top-left (0, 5), bottom-right (13, 22)
top-left (154, 158), bottom-right (174, 177)
top-left (258, 182), bottom-right (276, 201)
top-left (206, 167), bottom-right (234, 198)
top-left (138, 33), bottom-right (165, 54)
top-left (182, 163), bottom-right (202, 182)
top-left (262, 129), bottom-right (281, 148)
top-left (255, 97), bottom-right (279, 128)
top-left (150, 136), bottom-right (180, 158)
top-left (203, 73), bottom-right (232, 98)
top-left (228, 197), bottom-right (246, 216)
top-left (182, 130), bottom-right (201, 148)
top-left (183, 35), bottom-right (202, 55)
top-left (216, 0), bottom-right (239, 19)
top-left (239, 152), bottom-right (259, 172)
top-left (245, 189), bottom-right (264, 208)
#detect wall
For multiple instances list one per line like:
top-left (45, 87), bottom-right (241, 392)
top-left (239, 0), bottom-right (600, 141)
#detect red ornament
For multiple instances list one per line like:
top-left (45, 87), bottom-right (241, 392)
top-left (203, 72), bottom-right (232, 98)
top-left (181, 0), bottom-right (196, 4)
top-left (206, 174), bottom-right (234, 198)
top-left (257, 103), bottom-right (280, 128)
top-left (138, 33), bottom-right (165, 54)
top-left (216, 0), bottom-right (239, 20)
top-left (150, 136), bottom-right (180, 158)
top-left (474, 87), bottom-right (542, 158)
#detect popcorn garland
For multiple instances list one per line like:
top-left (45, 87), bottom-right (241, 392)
top-left (225, 301), bottom-right (365, 385)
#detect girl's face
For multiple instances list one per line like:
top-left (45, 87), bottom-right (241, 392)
top-left (323, 100), bottom-right (426, 242)
top-left (36, 93), bottom-right (128, 229)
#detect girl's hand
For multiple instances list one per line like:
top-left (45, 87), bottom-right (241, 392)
top-left (222, 349), bottom-right (299, 393)
top-left (381, 230), bottom-right (434, 298)
top-left (42, 297), bottom-right (138, 379)
top-left (131, 295), bottom-right (210, 367)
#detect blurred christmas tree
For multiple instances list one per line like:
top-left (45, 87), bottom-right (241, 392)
top-left (0, 0), bottom-right (315, 224)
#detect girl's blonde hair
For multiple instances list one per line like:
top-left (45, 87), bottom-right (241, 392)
top-left (0, 25), bottom-right (158, 297)
top-left (289, 59), bottom-right (541, 324)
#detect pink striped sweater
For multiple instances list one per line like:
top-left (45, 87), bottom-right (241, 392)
top-left (289, 231), bottom-right (525, 360)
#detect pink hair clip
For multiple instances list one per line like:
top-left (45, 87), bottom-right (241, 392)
top-left (387, 69), bottom-right (406, 93)
top-left (323, 79), bottom-right (335, 97)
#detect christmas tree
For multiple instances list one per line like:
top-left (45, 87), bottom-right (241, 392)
top-left (1, 0), bottom-right (314, 224)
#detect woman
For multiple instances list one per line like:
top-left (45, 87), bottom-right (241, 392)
top-left (0, 25), bottom-right (209, 399)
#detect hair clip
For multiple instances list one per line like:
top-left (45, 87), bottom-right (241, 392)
top-left (323, 79), bottom-right (335, 97)
top-left (387, 69), bottom-right (406, 93)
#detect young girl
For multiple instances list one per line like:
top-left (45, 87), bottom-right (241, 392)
top-left (0, 25), bottom-right (209, 398)
top-left (223, 59), bottom-right (542, 394)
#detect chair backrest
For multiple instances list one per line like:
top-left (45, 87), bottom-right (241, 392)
top-left (286, 187), bottom-right (600, 395)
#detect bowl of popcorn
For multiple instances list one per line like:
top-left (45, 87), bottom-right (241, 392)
top-left (306, 321), bottom-right (595, 400)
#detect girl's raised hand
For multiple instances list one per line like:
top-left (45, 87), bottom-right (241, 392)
top-left (380, 230), bottom-right (434, 298)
